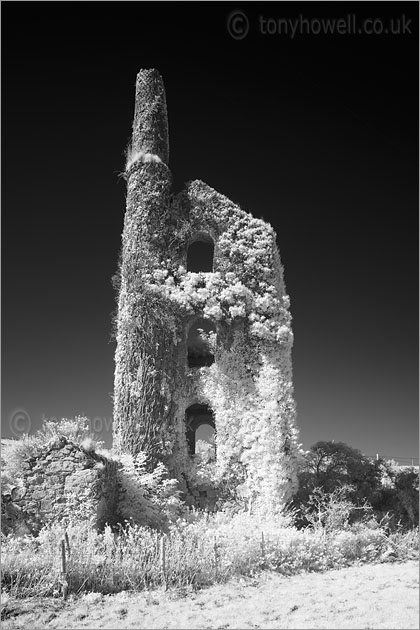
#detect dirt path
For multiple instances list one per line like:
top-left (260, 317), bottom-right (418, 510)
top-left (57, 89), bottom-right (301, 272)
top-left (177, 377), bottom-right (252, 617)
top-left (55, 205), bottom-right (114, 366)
top-left (2, 561), bottom-right (418, 629)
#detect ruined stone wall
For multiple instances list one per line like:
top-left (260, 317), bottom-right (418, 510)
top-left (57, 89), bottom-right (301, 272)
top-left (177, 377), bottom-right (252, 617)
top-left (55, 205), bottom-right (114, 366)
top-left (113, 69), bottom-right (301, 514)
top-left (142, 180), bottom-right (301, 511)
top-left (1, 437), bottom-right (119, 535)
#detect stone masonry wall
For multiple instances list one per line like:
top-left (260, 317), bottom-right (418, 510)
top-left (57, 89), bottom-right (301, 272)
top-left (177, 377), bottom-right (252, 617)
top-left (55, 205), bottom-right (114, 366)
top-left (1, 437), bottom-right (119, 535)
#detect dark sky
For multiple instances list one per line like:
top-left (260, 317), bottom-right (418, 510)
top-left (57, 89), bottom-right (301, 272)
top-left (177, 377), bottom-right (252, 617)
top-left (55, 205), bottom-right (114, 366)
top-left (2, 2), bottom-right (418, 464)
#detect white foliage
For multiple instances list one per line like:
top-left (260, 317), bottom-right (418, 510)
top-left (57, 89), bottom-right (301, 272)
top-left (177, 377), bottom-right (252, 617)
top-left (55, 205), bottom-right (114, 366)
top-left (117, 451), bottom-right (181, 528)
top-left (125, 149), bottom-right (162, 170)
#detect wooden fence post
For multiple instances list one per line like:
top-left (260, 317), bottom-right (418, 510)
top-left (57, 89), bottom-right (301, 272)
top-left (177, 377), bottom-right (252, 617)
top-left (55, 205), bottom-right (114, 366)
top-left (64, 530), bottom-right (71, 558)
top-left (60, 539), bottom-right (68, 600)
top-left (160, 535), bottom-right (167, 590)
top-left (213, 536), bottom-right (218, 576)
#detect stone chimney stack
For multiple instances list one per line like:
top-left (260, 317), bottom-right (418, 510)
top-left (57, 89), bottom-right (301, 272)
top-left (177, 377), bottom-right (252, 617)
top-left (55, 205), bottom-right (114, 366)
top-left (131, 69), bottom-right (169, 165)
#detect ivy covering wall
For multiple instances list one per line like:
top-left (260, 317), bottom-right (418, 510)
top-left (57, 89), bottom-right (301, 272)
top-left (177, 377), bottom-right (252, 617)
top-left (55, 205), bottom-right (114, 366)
top-left (113, 69), bottom-right (301, 514)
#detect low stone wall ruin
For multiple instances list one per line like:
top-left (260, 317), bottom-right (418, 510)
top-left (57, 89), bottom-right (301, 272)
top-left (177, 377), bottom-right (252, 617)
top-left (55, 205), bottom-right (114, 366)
top-left (1, 437), bottom-right (119, 535)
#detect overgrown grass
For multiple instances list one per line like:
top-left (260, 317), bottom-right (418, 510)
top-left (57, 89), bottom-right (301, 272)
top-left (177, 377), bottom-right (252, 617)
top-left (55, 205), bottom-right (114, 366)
top-left (2, 511), bottom-right (418, 599)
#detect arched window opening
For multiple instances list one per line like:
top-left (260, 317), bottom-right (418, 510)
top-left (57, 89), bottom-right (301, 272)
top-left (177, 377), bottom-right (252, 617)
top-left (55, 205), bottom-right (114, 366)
top-left (185, 403), bottom-right (215, 456)
top-left (195, 424), bottom-right (216, 463)
top-left (187, 318), bottom-right (216, 368)
top-left (187, 235), bottom-right (214, 272)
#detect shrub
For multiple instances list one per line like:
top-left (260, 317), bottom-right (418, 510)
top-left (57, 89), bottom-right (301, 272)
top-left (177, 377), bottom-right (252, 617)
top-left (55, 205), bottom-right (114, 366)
top-left (117, 451), bottom-right (183, 530)
top-left (297, 485), bottom-right (373, 533)
top-left (292, 441), bottom-right (419, 530)
top-left (372, 464), bottom-right (419, 529)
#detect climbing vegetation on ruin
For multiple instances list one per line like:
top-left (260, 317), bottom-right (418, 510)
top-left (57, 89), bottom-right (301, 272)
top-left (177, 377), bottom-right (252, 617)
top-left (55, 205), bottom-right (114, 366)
top-left (117, 451), bottom-right (183, 529)
top-left (115, 180), bottom-right (302, 513)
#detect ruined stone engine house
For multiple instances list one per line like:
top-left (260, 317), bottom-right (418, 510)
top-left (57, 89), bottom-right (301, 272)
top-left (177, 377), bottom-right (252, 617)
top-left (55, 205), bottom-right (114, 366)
top-left (113, 69), bottom-right (300, 511)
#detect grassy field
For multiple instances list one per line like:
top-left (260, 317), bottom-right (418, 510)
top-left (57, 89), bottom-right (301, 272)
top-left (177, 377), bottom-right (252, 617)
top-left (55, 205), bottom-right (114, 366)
top-left (2, 560), bottom-right (418, 629)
